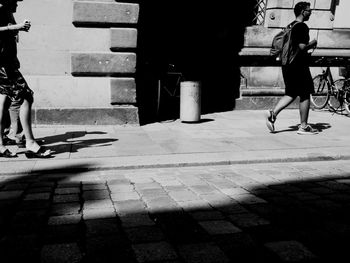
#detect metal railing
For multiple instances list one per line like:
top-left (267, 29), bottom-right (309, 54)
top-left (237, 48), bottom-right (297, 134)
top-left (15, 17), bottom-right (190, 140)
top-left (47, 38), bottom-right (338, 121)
top-left (252, 0), bottom-right (267, 25)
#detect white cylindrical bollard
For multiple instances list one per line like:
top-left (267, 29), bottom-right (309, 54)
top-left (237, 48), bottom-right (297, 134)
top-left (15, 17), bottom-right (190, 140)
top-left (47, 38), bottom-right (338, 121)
top-left (180, 81), bottom-right (201, 122)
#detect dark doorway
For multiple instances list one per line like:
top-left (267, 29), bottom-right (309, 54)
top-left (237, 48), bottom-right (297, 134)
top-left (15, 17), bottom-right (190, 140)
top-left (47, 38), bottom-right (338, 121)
top-left (136, 1), bottom-right (255, 124)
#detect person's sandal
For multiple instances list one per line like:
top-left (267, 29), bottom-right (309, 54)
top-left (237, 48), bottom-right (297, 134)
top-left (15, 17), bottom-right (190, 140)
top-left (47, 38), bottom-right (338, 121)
top-left (266, 110), bottom-right (276, 133)
top-left (25, 146), bottom-right (53, 159)
top-left (0, 148), bottom-right (17, 158)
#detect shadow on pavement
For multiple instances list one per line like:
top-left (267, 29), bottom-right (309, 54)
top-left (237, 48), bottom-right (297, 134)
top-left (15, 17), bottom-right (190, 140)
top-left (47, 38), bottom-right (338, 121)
top-left (0, 163), bottom-right (350, 262)
top-left (274, 122), bottom-right (332, 134)
top-left (33, 131), bottom-right (118, 156)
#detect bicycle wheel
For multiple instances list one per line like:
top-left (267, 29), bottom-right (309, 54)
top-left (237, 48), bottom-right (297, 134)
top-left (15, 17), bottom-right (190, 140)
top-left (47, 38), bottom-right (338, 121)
top-left (343, 82), bottom-right (350, 114)
top-left (311, 75), bottom-right (330, 109)
top-left (328, 79), bottom-right (345, 112)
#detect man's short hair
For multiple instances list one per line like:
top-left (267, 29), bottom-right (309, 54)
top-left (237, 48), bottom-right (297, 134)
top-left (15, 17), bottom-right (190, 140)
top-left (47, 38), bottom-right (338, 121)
top-left (294, 1), bottom-right (311, 17)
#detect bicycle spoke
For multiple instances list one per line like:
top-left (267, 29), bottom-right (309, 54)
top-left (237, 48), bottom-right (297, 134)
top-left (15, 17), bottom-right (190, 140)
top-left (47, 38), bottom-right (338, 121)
top-left (311, 75), bottom-right (329, 109)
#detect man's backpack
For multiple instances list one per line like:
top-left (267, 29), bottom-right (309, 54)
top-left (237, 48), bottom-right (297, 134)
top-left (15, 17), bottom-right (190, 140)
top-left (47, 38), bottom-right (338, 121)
top-left (270, 21), bottom-right (300, 65)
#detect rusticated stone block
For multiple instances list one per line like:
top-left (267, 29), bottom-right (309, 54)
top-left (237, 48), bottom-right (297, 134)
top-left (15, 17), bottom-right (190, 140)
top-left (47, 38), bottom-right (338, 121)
top-left (73, 1), bottom-right (139, 25)
top-left (110, 78), bottom-right (136, 104)
top-left (244, 26), bottom-right (280, 47)
top-left (34, 107), bottom-right (139, 125)
top-left (266, 0), bottom-right (294, 9)
top-left (265, 9), bottom-right (333, 29)
top-left (110, 28), bottom-right (137, 50)
top-left (318, 30), bottom-right (350, 49)
top-left (71, 52), bottom-right (136, 76)
top-left (314, 0), bottom-right (332, 9)
top-left (294, 0), bottom-right (316, 8)
top-left (243, 26), bottom-right (318, 47)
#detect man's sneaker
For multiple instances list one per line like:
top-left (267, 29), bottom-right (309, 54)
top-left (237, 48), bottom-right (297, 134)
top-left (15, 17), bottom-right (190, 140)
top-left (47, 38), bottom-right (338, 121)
top-left (297, 124), bottom-right (318, 135)
top-left (265, 110), bottom-right (276, 133)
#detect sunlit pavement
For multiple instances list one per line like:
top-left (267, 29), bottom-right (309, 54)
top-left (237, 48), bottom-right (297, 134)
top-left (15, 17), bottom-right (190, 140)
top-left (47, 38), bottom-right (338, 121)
top-left (0, 160), bottom-right (350, 262)
top-left (1, 109), bottom-right (350, 262)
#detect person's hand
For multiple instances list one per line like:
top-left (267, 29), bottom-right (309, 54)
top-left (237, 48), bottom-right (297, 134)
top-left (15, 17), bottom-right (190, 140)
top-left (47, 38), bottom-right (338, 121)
top-left (16, 20), bottom-right (31, 32)
top-left (310, 39), bottom-right (317, 48)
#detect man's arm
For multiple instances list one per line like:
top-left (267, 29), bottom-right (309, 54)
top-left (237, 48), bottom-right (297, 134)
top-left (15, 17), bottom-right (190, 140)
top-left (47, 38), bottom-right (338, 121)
top-left (299, 39), bottom-right (317, 51)
top-left (0, 20), bottom-right (31, 32)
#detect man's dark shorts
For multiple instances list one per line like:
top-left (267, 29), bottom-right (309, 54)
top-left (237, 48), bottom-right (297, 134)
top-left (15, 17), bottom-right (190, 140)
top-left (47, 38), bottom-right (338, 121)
top-left (0, 66), bottom-right (33, 103)
top-left (282, 64), bottom-right (314, 100)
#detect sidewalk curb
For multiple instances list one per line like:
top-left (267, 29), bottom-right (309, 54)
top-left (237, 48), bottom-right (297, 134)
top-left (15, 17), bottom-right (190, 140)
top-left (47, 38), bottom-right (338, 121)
top-left (2, 151), bottom-right (350, 176)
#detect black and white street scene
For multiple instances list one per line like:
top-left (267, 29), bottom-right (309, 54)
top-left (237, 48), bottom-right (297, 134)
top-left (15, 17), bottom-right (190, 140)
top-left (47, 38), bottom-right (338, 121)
top-left (1, 1), bottom-right (350, 262)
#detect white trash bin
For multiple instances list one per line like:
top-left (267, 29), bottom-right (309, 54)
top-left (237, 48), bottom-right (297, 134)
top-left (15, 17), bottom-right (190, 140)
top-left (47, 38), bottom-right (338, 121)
top-left (180, 81), bottom-right (201, 122)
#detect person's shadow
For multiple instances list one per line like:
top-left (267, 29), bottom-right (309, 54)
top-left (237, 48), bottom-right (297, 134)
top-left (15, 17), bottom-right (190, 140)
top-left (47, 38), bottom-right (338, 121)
top-left (274, 123), bottom-right (331, 134)
top-left (16, 131), bottom-right (118, 156)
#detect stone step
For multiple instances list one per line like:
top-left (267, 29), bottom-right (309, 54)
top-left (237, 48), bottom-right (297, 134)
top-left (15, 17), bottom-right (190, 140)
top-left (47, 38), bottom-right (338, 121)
top-left (31, 106), bottom-right (139, 125)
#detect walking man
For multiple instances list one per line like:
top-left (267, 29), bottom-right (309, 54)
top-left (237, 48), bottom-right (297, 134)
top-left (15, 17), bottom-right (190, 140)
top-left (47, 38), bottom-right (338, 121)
top-left (0, 0), bottom-right (52, 158)
top-left (266, 1), bottom-right (318, 135)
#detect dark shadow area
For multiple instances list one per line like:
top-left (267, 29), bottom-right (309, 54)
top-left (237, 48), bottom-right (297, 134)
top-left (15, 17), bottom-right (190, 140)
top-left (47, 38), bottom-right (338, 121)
top-left (136, 1), bottom-right (256, 124)
top-left (274, 122), bottom-right (331, 134)
top-left (23, 131), bottom-right (119, 156)
top-left (182, 118), bottom-right (215, 124)
top-left (2, 163), bottom-right (350, 262)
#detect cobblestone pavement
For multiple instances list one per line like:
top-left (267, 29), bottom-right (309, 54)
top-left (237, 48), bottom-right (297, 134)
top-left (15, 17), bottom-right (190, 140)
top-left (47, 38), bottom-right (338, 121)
top-left (1, 160), bottom-right (350, 262)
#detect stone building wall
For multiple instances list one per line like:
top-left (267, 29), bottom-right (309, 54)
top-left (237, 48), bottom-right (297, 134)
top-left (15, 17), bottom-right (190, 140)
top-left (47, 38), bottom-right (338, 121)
top-left (237, 0), bottom-right (350, 110)
top-left (16, 0), bottom-right (139, 125)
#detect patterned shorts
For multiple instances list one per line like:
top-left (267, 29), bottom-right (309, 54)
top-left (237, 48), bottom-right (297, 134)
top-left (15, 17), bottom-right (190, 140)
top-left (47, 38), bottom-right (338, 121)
top-left (0, 66), bottom-right (33, 102)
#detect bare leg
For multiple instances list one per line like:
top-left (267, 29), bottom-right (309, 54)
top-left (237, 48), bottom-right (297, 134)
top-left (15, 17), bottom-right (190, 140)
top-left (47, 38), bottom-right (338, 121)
top-left (19, 97), bottom-right (40, 150)
top-left (273, 95), bottom-right (295, 117)
top-left (299, 97), bottom-right (310, 127)
top-left (0, 94), bottom-right (6, 150)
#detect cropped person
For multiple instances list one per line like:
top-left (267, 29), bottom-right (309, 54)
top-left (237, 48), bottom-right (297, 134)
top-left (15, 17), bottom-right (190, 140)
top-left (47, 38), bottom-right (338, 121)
top-left (0, 0), bottom-right (51, 158)
top-left (266, 1), bottom-right (318, 135)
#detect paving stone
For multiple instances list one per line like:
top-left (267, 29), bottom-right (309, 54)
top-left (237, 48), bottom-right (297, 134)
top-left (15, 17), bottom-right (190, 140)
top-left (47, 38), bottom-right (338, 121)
top-left (231, 193), bottom-right (268, 204)
top-left (53, 194), bottom-right (80, 203)
top-left (83, 199), bottom-right (113, 210)
top-left (178, 242), bottom-right (230, 263)
top-left (19, 200), bottom-right (51, 210)
top-left (27, 187), bottom-right (53, 194)
top-left (124, 225), bottom-right (165, 243)
top-left (82, 189), bottom-right (110, 200)
top-left (228, 212), bottom-right (270, 228)
top-left (109, 184), bottom-right (135, 193)
top-left (85, 218), bottom-right (120, 237)
top-left (85, 235), bottom-right (134, 263)
top-left (215, 202), bottom-right (251, 215)
top-left (318, 181), bottom-right (350, 191)
top-left (190, 210), bottom-right (225, 221)
top-left (188, 185), bottom-right (219, 195)
top-left (44, 224), bottom-right (82, 244)
top-left (82, 183), bottom-right (107, 191)
top-left (154, 213), bottom-right (209, 244)
top-left (306, 187), bottom-right (335, 195)
top-left (199, 220), bottom-right (242, 235)
top-left (24, 192), bottom-right (51, 201)
top-left (41, 243), bottom-right (83, 263)
top-left (0, 190), bottom-right (23, 200)
top-left (119, 214), bottom-right (155, 228)
top-left (132, 241), bottom-right (178, 262)
top-left (287, 192), bottom-right (321, 201)
top-left (1, 234), bottom-right (41, 262)
top-left (219, 187), bottom-right (250, 196)
top-left (51, 202), bottom-right (81, 216)
top-left (324, 193), bottom-right (350, 203)
top-left (55, 187), bottom-right (80, 195)
top-left (3, 183), bottom-right (29, 191)
top-left (264, 240), bottom-right (317, 262)
top-left (111, 191), bottom-right (140, 202)
top-left (48, 214), bottom-right (82, 225)
top-left (177, 200), bottom-right (213, 212)
top-left (168, 190), bottom-right (201, 202)
top-left (114, 200), bottom-right (147, 215)
top-left (83, 207), bottom-right (116, 220)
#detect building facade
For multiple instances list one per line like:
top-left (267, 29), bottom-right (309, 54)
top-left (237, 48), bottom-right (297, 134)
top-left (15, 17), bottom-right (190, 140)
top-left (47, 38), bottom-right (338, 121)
top-left (15, 0), bottom-right (350, 125)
